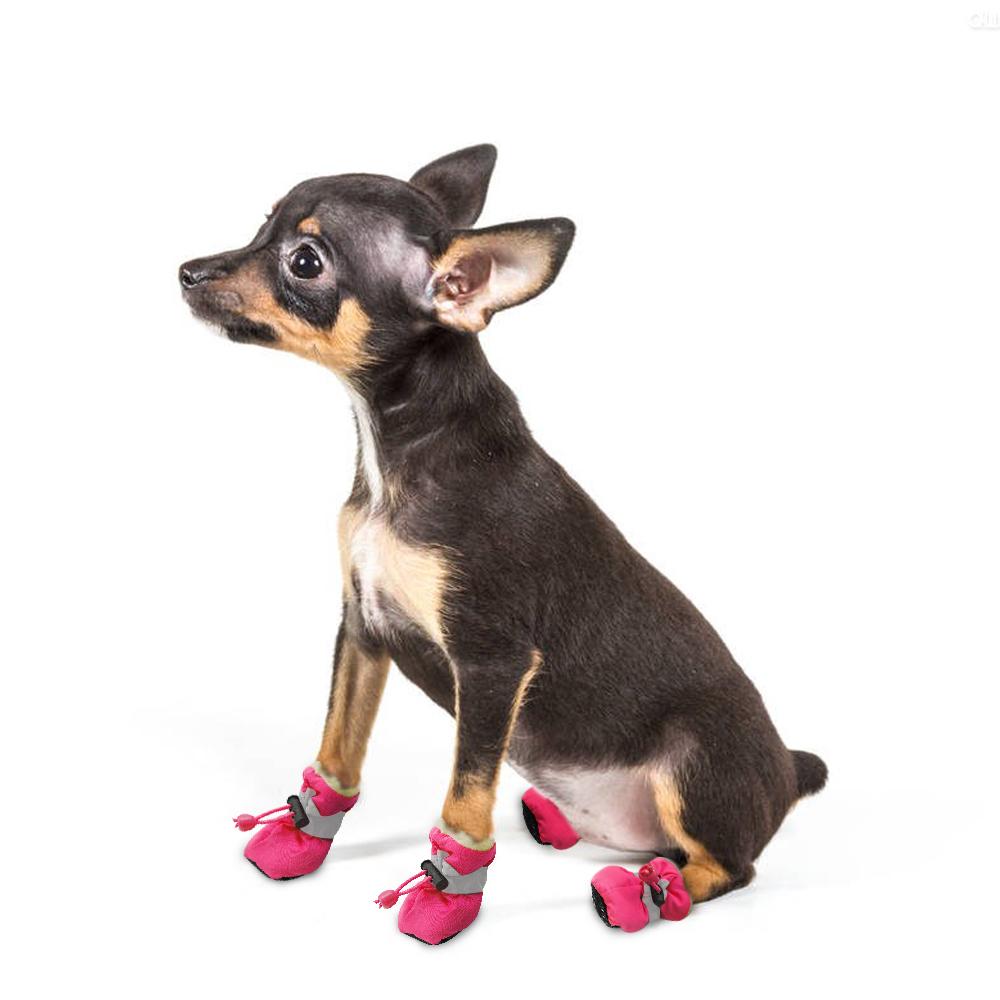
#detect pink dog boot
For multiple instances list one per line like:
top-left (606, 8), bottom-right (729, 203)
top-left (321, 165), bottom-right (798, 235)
top-left (639, 858), bottom-right (693, 922)
top-left (590, 865), bottom-right (649, 932)
top-left (233, 766), bottom-right (358, 881)
top-left (375, 827), bottom-right (496, 945)
top-left (521, 787), bottom-right (580, 850)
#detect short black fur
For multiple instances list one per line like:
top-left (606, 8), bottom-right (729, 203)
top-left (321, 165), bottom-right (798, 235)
top-left (180, 144), bottom-right (827, 907)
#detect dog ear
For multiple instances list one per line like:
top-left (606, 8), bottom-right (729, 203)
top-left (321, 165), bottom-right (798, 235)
top-left (410, 145), bottom-right (498, 227)
top-left (428, 218), bottom-right (575, 333)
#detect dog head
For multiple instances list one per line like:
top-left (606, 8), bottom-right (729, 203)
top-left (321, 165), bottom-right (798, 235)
top-left (179, 145), bottom-right (574, 380)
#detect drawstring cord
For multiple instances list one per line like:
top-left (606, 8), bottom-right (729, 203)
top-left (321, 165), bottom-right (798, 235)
top-left (233, 804), bottom-right (292, 832)
top-left (374, 870), bottom-right (431, 909)
top-left (637, 862), bottom-right (660, 887)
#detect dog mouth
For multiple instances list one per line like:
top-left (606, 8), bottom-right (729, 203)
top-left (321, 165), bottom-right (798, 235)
top-left (183, 290), bottom-right (278, 345)
top-left (220, 317), bottom-right (279, 344)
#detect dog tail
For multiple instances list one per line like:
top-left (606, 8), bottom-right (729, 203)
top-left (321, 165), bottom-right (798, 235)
top-left (791, 750), bottom-right (828, 798)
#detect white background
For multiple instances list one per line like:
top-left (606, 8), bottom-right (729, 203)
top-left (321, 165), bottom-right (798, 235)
top-left (2, 2), bottom-right (997, 997)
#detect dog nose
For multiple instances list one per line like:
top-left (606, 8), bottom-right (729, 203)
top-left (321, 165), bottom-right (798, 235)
top-left (179, 266), bottom-right (202, 289)
top-left (179, 258), bottom-right (228, 289)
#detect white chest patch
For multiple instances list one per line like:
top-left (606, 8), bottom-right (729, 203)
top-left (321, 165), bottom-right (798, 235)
top-left (339, 504), bottom-right (449, 648)
top-left (347, 389), bottom-right (383, 507)
top-left (350, 514), bottom-right (390, 636)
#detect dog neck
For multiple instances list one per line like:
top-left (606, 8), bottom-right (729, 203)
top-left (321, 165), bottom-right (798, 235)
top-left (344, 329), bottom-right (532, 511)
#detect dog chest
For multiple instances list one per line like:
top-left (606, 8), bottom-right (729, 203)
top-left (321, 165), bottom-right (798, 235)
top-left (338, 504), bottom-right (448, 646)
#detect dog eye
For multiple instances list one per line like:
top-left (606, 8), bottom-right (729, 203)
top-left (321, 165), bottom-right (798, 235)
top-left (289, 245), bottom-right (323, 279)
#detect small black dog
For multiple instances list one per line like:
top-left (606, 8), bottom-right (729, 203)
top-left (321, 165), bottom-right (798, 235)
top-left (181, 145), bottom-right (825, 934)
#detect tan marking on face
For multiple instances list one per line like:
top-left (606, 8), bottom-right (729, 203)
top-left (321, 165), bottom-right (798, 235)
top-left (651, 773), bottom-right (731, 903)
top-left (441, 650), bottom-right (543, 847)
top-left (297, 216), bottom-right (322, 235)
top-left (338, 503), bottom-right (451, 647)
top-left (316, 637), bottom-right (390, 792)
top-left (217, 259), bottom-right (373, 375)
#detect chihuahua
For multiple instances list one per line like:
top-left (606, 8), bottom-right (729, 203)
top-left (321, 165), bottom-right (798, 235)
top-left (180, 145), bottom-right (826, 941)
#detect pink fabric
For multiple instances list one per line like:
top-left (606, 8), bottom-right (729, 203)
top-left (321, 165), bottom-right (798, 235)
top-left (394, 827), bottom-right (496, 945)
top-left (522, 787), bottom-right (579, 849)
top-left (242, 767), bottom-right (358, 881)
top-left (591, 865), bottom-right (649, 932)
top-left (640, 857), bottom-right (692, 921)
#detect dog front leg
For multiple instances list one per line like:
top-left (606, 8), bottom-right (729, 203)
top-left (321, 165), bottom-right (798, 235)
top-left (315, 623), bottom-right (391, 794)
top-left (440, 648), bottom-right (542, 846)
top-left (239, 621), bottom-right (389, 881)
top-left (380, 648), bottom-right (541, 944)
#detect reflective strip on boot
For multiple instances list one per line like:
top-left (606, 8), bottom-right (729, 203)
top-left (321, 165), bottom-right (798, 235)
top-left (433, 849), bottom-right (489, 895)
top-left (298, 787), bottom-right (348, 840)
